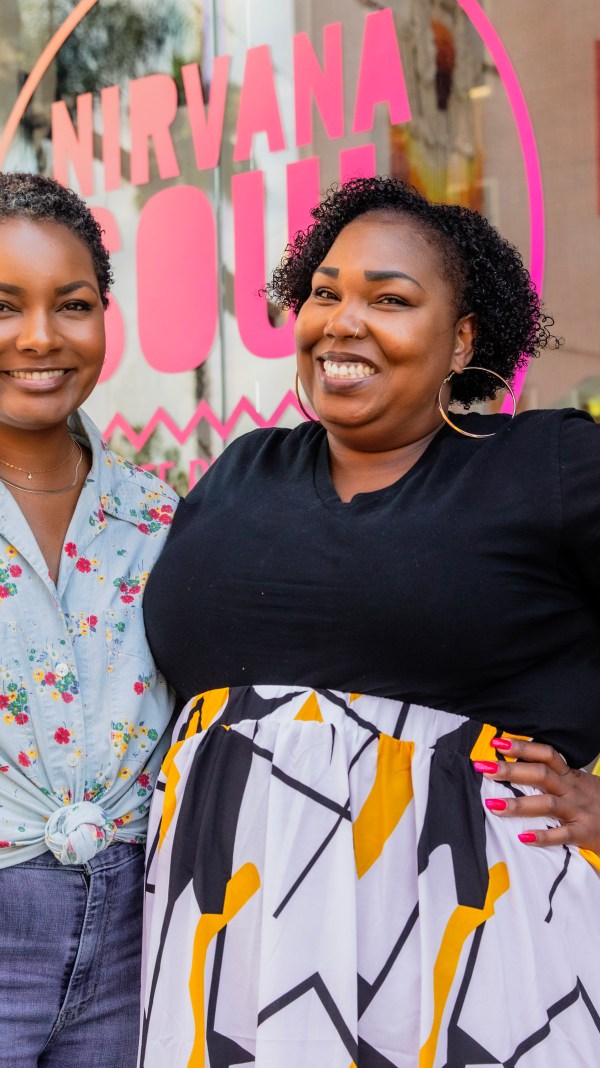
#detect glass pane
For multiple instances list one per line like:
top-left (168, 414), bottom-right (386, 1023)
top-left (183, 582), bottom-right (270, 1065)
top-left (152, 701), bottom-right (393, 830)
top-left (0, 0), bottom-right (597, 485)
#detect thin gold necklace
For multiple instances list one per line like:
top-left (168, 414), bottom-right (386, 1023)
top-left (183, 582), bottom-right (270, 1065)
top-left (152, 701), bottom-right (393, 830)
top-left (0, 441), bottom-right (84, 495)
top-left (0, 438), bottom-right (76, 481)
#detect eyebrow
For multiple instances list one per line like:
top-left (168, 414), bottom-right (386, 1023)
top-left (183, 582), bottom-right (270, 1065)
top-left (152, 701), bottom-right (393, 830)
top-left (364, 269), bottom-right (423, 290)
top-left (55, 280), bottom-right (98, 296)
top-left (314, 266), bottom-right (423, 290)
top-left (0, 280), bottom-right (98, 296)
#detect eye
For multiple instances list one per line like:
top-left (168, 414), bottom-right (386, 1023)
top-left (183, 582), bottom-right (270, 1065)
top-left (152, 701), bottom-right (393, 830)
top-left (312, 286), bottom-right (338, 300)
top-left (376, 294), bottom-right (409, 307)
top-left (0, 301), bottom-right (15, 313)
top-left (61, 300), bottom-right (93, 313)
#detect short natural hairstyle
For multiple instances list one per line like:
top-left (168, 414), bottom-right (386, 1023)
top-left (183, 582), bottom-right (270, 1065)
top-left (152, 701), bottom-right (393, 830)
top-left (267, 176), bottom-right (560, 406)
top-left (0, 172), bottom-right (112, 308)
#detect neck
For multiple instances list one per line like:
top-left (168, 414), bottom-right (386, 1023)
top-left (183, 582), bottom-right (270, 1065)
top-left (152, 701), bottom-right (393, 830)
top-left (0, 423), bottom-right (74, 472)
top-left (326, 424), bottom-right (442, 503)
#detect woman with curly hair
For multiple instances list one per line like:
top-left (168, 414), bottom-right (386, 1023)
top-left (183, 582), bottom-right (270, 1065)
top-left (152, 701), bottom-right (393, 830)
top-left (0, 172), bottom-right (178, 1066)
top-left (140, 177), bottom-right (600, 1067)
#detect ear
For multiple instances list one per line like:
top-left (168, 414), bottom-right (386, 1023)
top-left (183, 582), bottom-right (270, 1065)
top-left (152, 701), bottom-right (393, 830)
top-left (450, 312), bottom-right (477, 374)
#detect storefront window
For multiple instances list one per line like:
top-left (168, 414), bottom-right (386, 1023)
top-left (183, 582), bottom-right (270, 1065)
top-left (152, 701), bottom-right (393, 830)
top-left (1, 0), bottom-right (598, 486)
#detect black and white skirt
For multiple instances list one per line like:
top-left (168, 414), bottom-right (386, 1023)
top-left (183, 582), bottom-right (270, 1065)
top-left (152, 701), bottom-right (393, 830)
top-left (139, 686), bottom-right (600, 1067)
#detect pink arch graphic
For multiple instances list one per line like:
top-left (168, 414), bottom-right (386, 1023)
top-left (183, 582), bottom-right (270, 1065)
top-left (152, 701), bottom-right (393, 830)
top-left (456, 0), bottom-right (544, 410)
top-left (0, 0), bottom-right (99, 169)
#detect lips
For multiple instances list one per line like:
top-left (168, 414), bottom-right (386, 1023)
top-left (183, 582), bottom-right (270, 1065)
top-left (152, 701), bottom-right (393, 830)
top-left (1, 368), bottom-right (73, 393)
top-left (322, 359), bottom-right (375, 380)
top-left (316, 351), bottom-right (378, 385)
top-left (6, 369), bottom-right (68, 381)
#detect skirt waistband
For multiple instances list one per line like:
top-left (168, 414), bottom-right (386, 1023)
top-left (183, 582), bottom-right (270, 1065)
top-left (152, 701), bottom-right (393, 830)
top-left (174, 685), bottom-right (520, 758)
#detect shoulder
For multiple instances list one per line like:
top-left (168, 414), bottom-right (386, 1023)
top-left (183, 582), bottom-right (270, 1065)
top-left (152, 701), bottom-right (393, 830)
top-left (184, 422), bottom-right (322, 506)
top-left (446, 407), bottom-right (597, 456)
top-left (449, 406), bottom-right (592, 437)
top-left (505, 408), bottom-right (600, 470)
top-left (509, 406), bottom-right (596, 439)
top-left (102, 452), bottom-right (180, 537)
top-left (551, 408), bottom-right (600, 500)
top-left (435, 409), bottom-right (600, 510)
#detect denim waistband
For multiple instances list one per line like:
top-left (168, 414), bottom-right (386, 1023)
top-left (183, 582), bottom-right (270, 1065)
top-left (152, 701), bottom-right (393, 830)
top-left (13, 841), bottom-right (144, 874)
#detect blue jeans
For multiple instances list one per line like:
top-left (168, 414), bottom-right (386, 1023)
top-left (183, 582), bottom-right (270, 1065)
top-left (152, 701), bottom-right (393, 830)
top-left (0, 843), bottom-right (144, 1066)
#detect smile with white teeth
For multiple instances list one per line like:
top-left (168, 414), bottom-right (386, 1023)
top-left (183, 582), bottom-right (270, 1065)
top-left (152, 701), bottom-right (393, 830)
top-left (322, 360), bottom-right (375, 379)
top-left (6, 369), bottom-right (67, 380)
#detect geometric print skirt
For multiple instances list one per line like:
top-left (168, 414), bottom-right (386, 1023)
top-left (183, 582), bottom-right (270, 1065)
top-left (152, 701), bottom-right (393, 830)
top-left (138, 686), bottom-right (600, 1068)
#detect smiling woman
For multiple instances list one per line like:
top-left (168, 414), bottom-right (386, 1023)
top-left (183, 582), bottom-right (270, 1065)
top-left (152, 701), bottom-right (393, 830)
top-left (0, 217), bottom-right (105, 521)
top-left (0, 173), bottom-right (178, 1067)
top-left (293, 213), bottom-right (477, 495)
top-left (140, 177), bottom-right (600, 1067)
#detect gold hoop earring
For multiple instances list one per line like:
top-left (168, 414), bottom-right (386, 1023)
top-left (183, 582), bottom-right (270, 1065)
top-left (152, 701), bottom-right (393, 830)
top-left (295, 372), bottom-right (318, 422)
top-left (438, 367), bottom-right (517, 440)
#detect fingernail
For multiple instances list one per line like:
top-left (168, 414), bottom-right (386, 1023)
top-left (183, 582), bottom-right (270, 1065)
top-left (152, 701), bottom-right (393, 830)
top-left (518, 832), bottom-right (537, 844)
top-left (485, 798), bottom-right (507, 811)
top-left (491, 737), bottom-right (512, 751)
top-left (473, 760), bottom-right (499, 774)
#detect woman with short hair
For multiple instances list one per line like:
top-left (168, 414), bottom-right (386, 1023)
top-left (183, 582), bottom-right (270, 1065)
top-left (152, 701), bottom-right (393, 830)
top-left (0, 172), bottom-right (178, 1066)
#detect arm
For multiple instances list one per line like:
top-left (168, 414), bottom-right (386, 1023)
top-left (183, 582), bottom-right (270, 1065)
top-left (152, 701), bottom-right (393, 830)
top-left (474, 737), bottom-right (600, 852)
top-left (478, 413), bottom-right (600, 853)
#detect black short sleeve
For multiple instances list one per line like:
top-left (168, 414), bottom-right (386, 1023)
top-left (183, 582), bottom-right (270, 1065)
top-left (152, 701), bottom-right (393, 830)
top-left (559, 410), bottom-right (600, 600)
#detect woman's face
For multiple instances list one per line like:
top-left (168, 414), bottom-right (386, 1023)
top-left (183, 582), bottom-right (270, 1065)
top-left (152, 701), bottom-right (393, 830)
top-left (295, 213), bottom-right (475, 450)
top-left (0, 216), bottom-right (105, 435)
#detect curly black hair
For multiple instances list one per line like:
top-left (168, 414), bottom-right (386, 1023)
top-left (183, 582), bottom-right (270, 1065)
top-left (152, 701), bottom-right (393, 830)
top-left (267, 176), bottom-right (560, 406)
top-left (0, 172), bottom-right (112, 308)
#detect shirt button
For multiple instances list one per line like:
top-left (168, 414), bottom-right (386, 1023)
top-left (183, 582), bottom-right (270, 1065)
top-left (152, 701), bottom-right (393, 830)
top-left (54, 663), bottom-right (69, 678)
top-left (66, 753), bottom-right (80, 767)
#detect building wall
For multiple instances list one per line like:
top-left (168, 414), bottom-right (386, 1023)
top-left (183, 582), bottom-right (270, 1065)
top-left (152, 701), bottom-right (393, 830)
top-left (484, 0), bottom-right (600, 410)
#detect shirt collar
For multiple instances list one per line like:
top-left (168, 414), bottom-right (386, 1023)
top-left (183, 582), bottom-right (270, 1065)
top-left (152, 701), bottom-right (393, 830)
top-left (70, 408), bottom-right (177, 526)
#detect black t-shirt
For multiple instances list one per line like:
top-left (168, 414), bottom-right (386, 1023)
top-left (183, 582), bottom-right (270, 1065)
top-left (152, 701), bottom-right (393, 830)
top-left (144, 409), bottom-right (600, 767)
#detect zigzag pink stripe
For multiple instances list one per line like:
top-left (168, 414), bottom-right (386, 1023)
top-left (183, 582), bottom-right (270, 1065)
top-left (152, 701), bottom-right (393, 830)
top-left (102, 392), bottom-right (307, 449)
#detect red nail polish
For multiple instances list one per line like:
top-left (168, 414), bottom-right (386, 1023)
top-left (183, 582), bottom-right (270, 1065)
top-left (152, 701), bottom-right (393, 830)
top-left (473, 760), bottom-right (499, 774)
top-left (518, 832), bottom-right (537, 844)
top-left (485, 798), bottom-right (507, 811)
top-left (491, 737), bottom-right (512, 751)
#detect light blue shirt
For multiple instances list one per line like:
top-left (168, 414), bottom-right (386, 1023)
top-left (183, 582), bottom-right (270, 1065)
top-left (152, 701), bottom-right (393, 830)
top-left (0, 410), bottom-right (179, 867)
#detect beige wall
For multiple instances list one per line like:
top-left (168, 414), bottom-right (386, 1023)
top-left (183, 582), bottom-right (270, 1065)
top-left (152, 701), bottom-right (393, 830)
top-left (484, 0), bottom-right (600, 409)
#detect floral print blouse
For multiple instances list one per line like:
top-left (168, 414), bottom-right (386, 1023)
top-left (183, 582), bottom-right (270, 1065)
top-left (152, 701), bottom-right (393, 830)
top-left (0, 409), bottom-right (179, 867)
